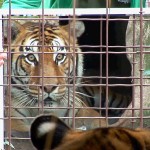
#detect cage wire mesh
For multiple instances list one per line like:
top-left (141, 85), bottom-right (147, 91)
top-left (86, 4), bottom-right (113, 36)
top-left (0, 0), bottom-right (150, 149)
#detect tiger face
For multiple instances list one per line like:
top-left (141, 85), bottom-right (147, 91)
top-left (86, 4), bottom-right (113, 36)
top-left (30, 114), bottom-right (150, 150)
top-left (4, 20), bottom-right (85, 132)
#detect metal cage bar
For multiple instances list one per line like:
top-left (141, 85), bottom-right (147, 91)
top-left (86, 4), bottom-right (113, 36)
top-left (1, 0), bottom-right (150, 149)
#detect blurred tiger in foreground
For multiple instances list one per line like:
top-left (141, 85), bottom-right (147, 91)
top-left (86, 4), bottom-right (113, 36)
top-left (30, 114), bottom-right (150, 150)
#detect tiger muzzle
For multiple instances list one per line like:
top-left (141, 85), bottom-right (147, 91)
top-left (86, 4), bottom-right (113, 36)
top-left (44, 97), bottom-right (53, 107)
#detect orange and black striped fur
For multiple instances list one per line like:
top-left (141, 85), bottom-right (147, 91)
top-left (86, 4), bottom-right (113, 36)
top-left (30, 114), bottom-right (150, 150)
top-left (77, 81), bottom-right (132, 125)
top-left (3, 19), bottom-right (85, 132)
top-left (3, 18), bottom-right (132, 133)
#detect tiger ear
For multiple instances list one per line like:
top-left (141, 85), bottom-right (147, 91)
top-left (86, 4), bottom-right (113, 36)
top-left (3, 20), bottom-right (24, 42)
top-left (63, 21), bottom-right (85, 38)
top-left (30, 115), bottom-right (71, 150)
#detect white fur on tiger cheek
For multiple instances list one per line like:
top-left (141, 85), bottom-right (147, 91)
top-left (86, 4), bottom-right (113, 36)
top-left (37, 122), bottom-right (56, 137)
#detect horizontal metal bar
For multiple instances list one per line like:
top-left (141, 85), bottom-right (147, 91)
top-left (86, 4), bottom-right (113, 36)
top-left (0, 8), bottom-right (150, 16)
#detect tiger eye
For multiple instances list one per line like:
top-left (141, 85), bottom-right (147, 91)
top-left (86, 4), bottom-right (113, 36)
top-left (56, 53), bottom-right (64, 60)
top-left (27, 54), bottom-right (36, 62)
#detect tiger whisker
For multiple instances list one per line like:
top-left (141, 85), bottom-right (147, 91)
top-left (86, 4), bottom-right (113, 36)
top-left (75, 91), bottom-right (94, 98)
top-left (15, 93), bottom-right (37, 107)
top-left (62, 97), bottom-right (68, 106)
top-left (13, 91), bottom-right (27, 99)
top-left (63, 91), bottom-right (86, 108)
top-left (74, 96), bottom-right (86, 107)
top-left (15, 97), bottom-right (29, 107)
top-left (66, 88), bottom-right (93, 98)
top-left (76, 79), bottom-right (91, 84)
top-left (26, 97), bottom-right (37, 106)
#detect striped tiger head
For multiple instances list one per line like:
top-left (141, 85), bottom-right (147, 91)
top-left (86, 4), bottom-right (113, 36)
top-left (4, 19), bottom-right (85, 131)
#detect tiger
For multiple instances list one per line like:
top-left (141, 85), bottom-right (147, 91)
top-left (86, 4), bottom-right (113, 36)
top-left (3, 18), bottom-right (132, 134)
top-left (3, 19), bottom-right (87, 133)
top-left (30, 114), bottom-right (150, 150)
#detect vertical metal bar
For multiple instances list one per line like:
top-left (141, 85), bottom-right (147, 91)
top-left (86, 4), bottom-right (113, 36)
top-left (99, 16), bottom-right (103, 126)
top-left (139, 0), bottom-right (144, 127)
top-left (67, 16), bottom-right (72, 126)
top-left (131, 15), bottom-right (136, 128)
top-left (72, 0), bottom-right (76, 129)
top-left (105, 0), bottom-right (110, 126)
top-left (0, 14), bottom-right (4, 150)
top-left (41, 0), bottom-right (45, 114)
top-left (7, 1), bottom-right (12, 149)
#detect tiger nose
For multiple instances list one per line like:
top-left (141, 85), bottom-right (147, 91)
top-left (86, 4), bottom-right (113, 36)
top-left (41, 85), bottom-right (56, 93)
